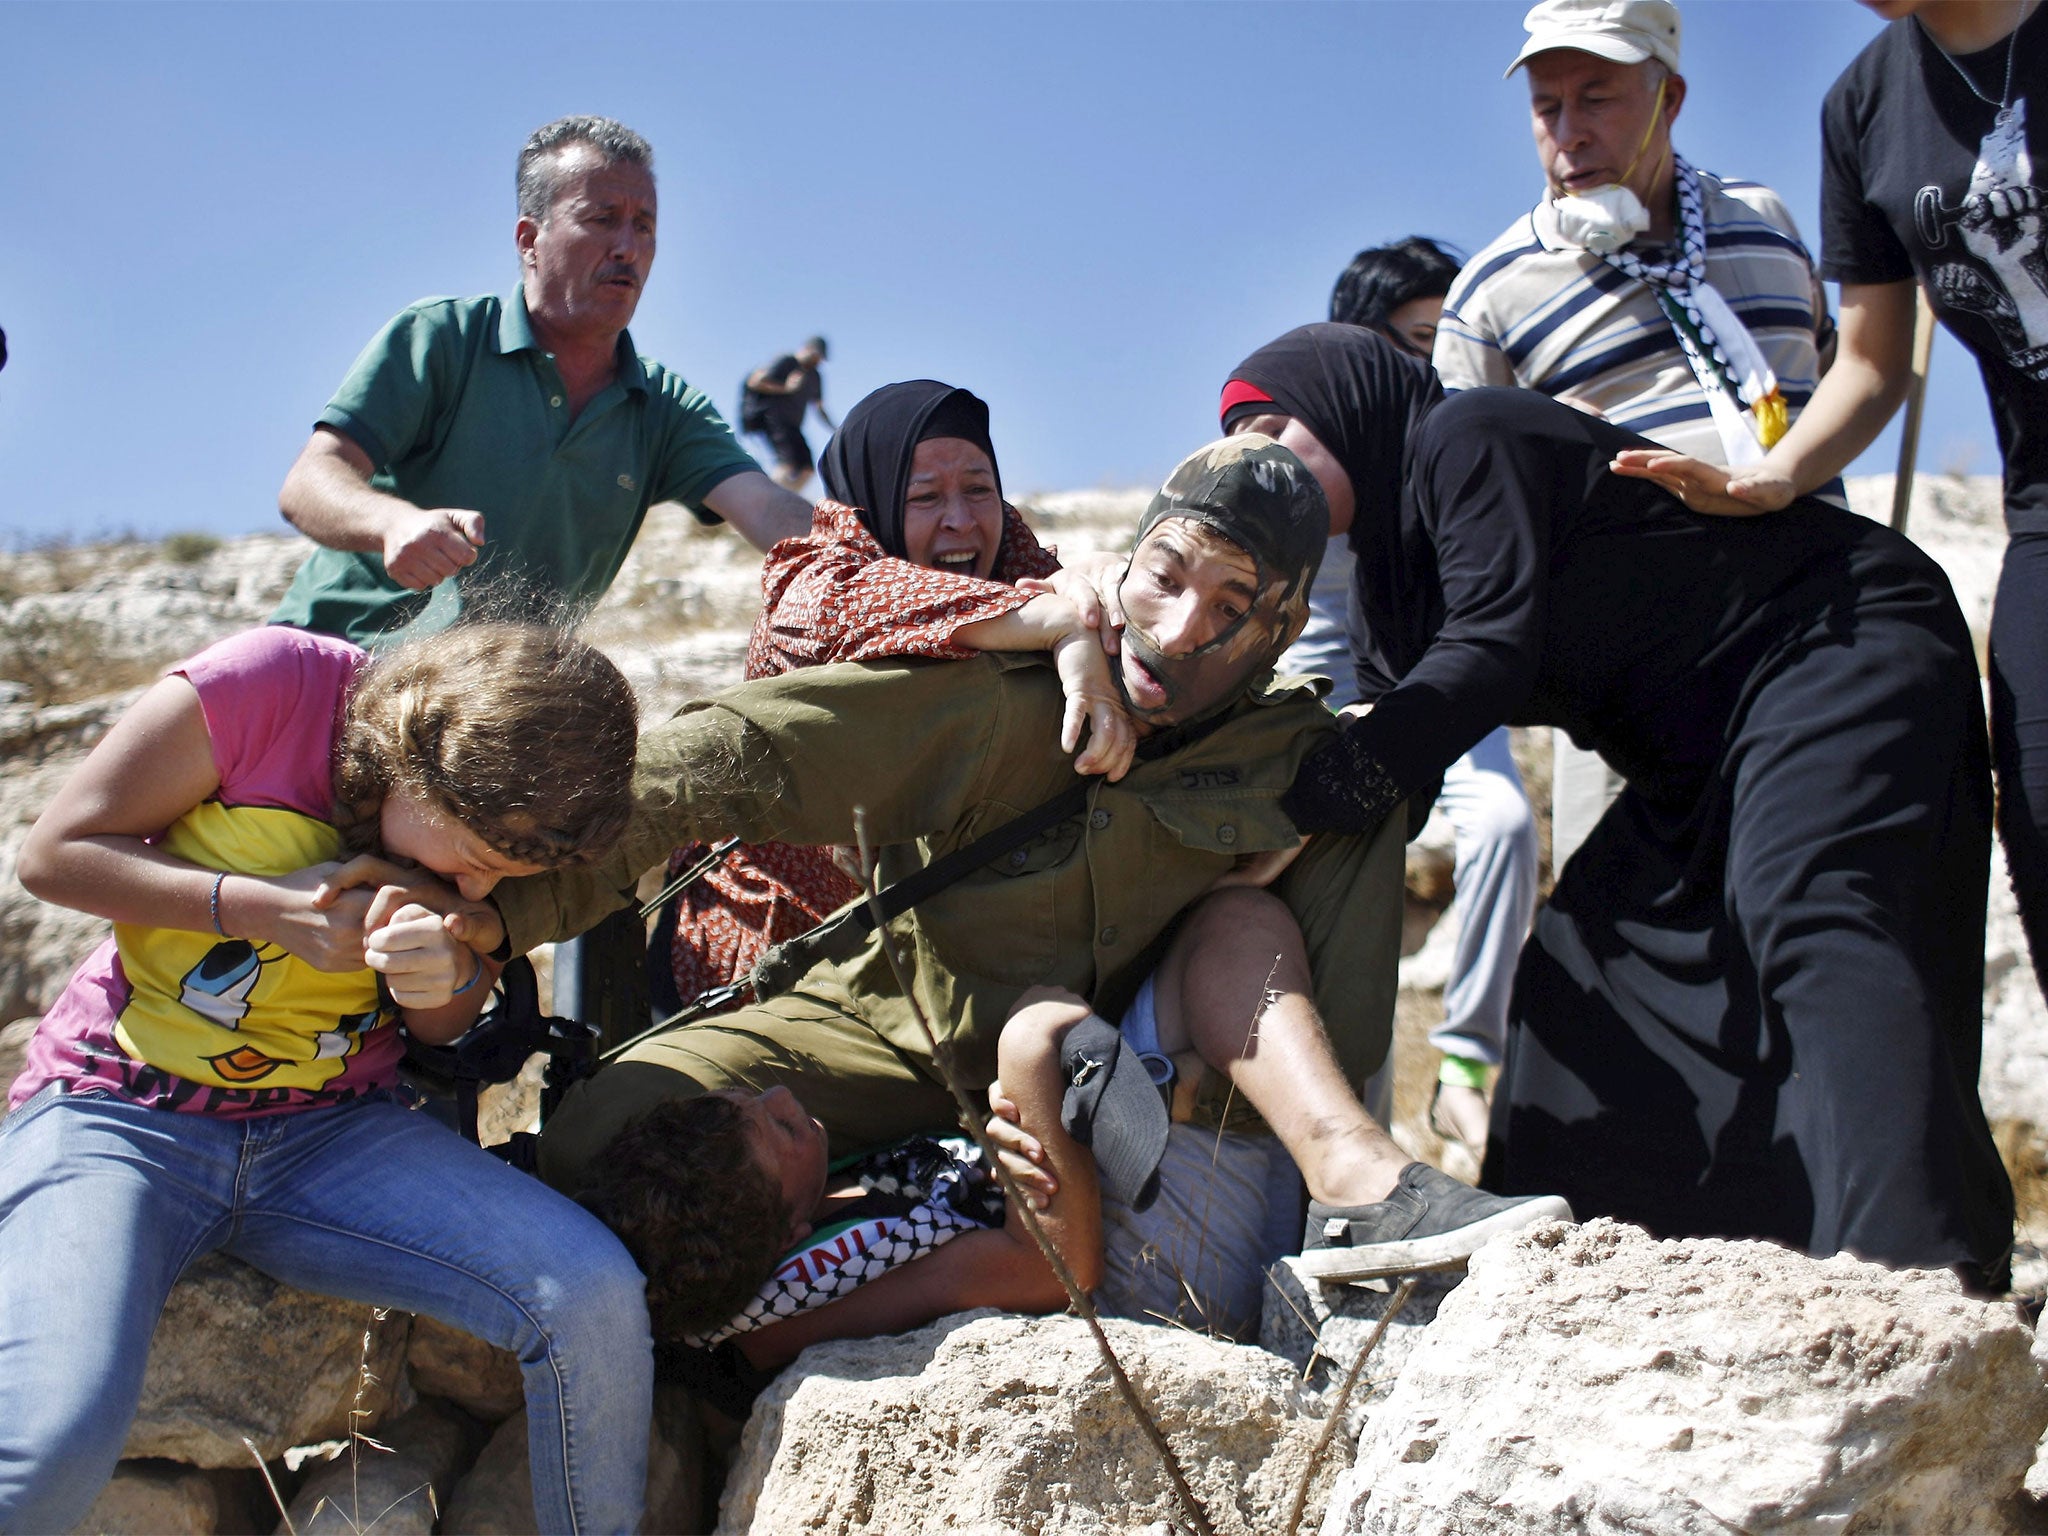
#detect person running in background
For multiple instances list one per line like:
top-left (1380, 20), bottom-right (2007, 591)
top-left (741, 337), bottom-right (835, 492)
top-left (0, 622), bottom-right (652, 1533)
top-left (1278, 236), bottom-right (1539, 1158)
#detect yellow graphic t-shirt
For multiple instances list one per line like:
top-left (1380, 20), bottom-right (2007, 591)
top-left (9, 628), bottom-right (404, 1118)
top-left (113, 802), bottom-right (392, 1091)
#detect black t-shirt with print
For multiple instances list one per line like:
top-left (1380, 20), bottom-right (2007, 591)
top-left (1822, 7), bottom-right (2048, 530)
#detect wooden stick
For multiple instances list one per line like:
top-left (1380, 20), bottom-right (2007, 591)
top-left (853, 808), bottom-right (1217, 1536)
top-left (1891, 285), bottom-right (1937, 533)
top-left (1281, 1275), bottom-right (1420, 1536)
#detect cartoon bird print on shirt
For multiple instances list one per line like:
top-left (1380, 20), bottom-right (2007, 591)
top-left (176, 938), bottom-right (382, 1084)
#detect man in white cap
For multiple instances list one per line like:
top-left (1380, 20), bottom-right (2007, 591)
top-left (1432, 0), bottom-right (1836, 877)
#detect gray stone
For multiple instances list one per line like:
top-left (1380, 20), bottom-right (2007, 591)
top-left (716, 1309), bottom-right (1337, 1536)
top-left (437, 1409), bottom-right (534, 1536)
top-left (1260, 1258), bottom-right (1461, 1437)
top-left (70, 1461), bottom-right (218, 1535)
top-left (406, 1314), bottom-right (525, 1425)
top-left (0, 741), bottom-right (119, 1027)
top-left (1330, 1219), bottom-right (2048, 1535)
top-left (440, 1387), bottom-right (705, 1535)
top-left (1982, 841), bottom-right (2048, 1152)
top-left (124, 1252), bottom-right (411, 1467)
top-left (289, 1397), bottom-right (485, 1535)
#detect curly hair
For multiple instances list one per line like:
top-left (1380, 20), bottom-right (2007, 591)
top-left (578, 1095), bottom-right (796, 1342)
top-left (331, 622), bottom-right (638, 869)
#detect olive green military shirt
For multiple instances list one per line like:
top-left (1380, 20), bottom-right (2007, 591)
top-left (496, 653), bottom-right (1405, 1100)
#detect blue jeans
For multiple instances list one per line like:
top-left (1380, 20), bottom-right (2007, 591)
top-left (0, 1084), bottom-right (652, 1535)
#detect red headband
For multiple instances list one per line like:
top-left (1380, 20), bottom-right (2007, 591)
top-left (1218, 378), bottom-right (1276, 431)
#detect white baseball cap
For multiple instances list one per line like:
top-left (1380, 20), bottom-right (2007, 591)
top-left (1505, 0), bottom-right (1682, 78)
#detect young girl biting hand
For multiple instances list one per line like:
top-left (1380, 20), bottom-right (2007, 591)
top-left (0, 621), bottom-right (652, 1535)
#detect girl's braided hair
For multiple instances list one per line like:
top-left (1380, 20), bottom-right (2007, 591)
top-left (332, 622), bottom-right (638, 868)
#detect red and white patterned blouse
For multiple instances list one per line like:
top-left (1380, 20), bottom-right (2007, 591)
top-left (664, 500), bottom-right (1060, 1012)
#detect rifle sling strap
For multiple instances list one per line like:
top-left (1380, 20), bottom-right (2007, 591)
top-left (748, 778), bottom-right (1092, 999)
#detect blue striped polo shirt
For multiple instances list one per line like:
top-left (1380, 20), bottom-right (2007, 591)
top-left (1434, 169), bottom-right (1834, 468)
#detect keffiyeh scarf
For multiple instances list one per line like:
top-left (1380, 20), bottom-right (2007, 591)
top-left (1602, 154), bottom-right (1790, 466)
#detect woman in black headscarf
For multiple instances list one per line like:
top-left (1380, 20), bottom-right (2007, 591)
top-left (1220, 322), bottom-right (2011, 1291)
top-left (656, 379), bottom-right (1132, 1016)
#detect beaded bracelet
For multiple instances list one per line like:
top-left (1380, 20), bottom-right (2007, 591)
top-left (449, 949), bottom-right (485, 999)
top-left (208, 871), bottom-right (228, 938)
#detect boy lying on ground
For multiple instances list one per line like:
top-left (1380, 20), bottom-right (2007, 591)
top-left (581, 967), bottom-right (1570, 1401)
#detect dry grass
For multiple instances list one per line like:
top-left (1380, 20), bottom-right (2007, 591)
top-left (0, 535), bottom-right (147, 601)
top-left (161, 531), bottom-right (223, 565)
top-left (0, 606), bottom-right (164, 706)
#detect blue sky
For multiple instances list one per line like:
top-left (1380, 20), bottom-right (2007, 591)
top-left (0, 1), bottom-right (1988, 544)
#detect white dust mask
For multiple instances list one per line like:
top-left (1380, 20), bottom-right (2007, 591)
top-left (1552, 183), bottom-right (1652, 255)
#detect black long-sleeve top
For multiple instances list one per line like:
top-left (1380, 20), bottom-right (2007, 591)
top-left (1287, 385), bottom-right (1963, 834)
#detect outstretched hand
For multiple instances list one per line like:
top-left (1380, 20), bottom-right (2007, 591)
top-left (1019, 549), bottom-right (1129, 657)
top-left (1608, 449), bottom-right (1792, 517)
top-left (1051, 631), bottom-right (1136, 781)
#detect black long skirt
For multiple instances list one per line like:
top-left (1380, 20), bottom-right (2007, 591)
top-left (1484, 512), bottom-right (2015, 1292)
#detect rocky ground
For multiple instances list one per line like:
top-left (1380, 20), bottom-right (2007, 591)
top-left (4, 475), bottom-right (2046, 1532)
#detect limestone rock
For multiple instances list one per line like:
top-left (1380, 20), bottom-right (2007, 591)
top-left (1331, 1219), bottom-right (2048, 1535)
top-left (124, 1253), bottom-right (411, 1467)
top-left (289, 1397), bottom-right (485, 1535)
top-left (0, 739), bottom-right (117, 1026)
top-left (716, 1309), bottom-right (1338, 1536)
top-left (407, 1314), bottom-right (526, 1424)
top-left (70, 1461), bottom-right (219, 1535)
top-left (1982, 840), bottom-right (2048, 1148)
top-left (440, 1387), bottom-right (705, 1535)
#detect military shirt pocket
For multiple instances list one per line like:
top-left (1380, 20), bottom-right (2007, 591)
top-left (1141, 794), bottom-right (1300, 857)
top-left (917, 815), bottom-right (1082, 987)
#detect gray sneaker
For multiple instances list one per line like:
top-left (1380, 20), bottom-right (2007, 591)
top-left (1298, 1162), bottom-right (1573, 1282)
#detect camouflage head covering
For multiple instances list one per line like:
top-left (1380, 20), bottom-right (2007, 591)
top-left (1115, 434), bottom-right (1329, 729)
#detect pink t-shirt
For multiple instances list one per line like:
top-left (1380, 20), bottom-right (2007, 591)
top-left (11, 627), bottom-right (406, 1117)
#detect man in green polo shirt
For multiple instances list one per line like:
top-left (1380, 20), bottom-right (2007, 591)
top-left (271, 115), bottom-right (812, 644)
